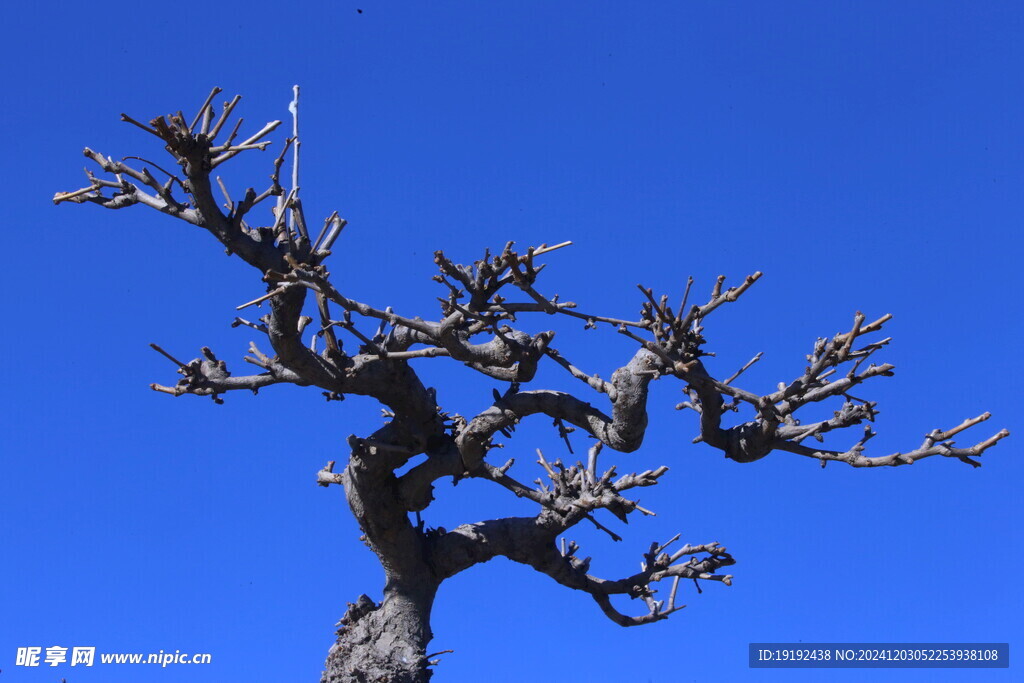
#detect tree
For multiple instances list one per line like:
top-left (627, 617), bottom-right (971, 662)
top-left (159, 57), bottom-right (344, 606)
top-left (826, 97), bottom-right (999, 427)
top-left (55, 89), bottom-right (1008, 683)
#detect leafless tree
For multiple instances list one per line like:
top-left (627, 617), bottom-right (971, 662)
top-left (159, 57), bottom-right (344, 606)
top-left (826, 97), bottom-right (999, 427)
top-left (55, 89), bottom-right (1008, 683)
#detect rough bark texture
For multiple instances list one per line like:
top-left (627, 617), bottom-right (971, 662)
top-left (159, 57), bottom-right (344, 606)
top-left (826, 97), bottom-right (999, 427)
top-left (324, 588), bottom-right (436, 683)
top-left (55, 90), bottom-right (1009, 682)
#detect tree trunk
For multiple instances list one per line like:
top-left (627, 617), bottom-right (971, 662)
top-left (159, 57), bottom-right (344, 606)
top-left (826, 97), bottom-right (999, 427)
top-left (322, 582), bottom-right (436, 683)
top-left (323, 435), bottom-right (441, 682)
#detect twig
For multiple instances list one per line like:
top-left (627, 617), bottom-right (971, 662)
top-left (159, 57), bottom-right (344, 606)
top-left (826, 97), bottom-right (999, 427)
top-left (237, 284), bottom-right (298, 310)
top-left (209, 95), bottom-right (243, 141)
top-left (724, 352), bottom-right (763, 385)
top-left (289, 85), bottom-right (301, 233)
top-left (149, 343), bottom-right (187, 368)
top-left (190, 87), bottom-right (223, 132)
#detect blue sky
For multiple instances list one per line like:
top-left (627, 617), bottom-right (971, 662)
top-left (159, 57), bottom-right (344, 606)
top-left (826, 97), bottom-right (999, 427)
top-left (2, 2), bottom-right (1021, 681)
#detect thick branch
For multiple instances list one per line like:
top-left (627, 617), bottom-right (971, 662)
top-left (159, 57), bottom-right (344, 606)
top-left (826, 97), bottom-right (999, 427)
top-left (457, 349), bottom-right (659, 469)
top-left (676, 311), bottom-right (1008, 467)
top-left (430, 516), bottom-right (733, 626)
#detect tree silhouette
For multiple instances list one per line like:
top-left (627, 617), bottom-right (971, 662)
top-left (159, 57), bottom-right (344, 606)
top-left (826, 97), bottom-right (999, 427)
top-left (55, 89), bottom-right (1008, 683)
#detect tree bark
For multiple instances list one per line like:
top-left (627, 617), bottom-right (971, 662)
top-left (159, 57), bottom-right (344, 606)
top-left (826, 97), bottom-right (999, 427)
top-left (322, 582), bottom-right (437, 683)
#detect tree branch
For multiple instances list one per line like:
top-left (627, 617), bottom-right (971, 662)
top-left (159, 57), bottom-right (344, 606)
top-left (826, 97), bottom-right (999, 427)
top-left (147, 344), bottom-right (306, 403)
top-left (664, 308), bottom-right (1009, 467)
top-left (430, 516), bottom-right (733, 627)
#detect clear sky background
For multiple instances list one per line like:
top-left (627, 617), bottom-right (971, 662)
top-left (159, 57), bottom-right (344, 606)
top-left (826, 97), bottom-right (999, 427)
top-left (2, 2), bottom-right (1021, 681)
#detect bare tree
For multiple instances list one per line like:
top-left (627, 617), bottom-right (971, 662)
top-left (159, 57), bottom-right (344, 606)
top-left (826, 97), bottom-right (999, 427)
top-left (55, 89), bottom-right (1008, 683)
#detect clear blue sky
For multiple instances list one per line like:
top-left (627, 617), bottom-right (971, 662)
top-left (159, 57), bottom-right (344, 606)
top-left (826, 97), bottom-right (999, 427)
top-left (2, 2), bottom-right (1020, 681)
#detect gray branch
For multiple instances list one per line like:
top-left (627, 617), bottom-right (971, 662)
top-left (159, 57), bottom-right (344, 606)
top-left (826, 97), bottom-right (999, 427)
top-left (430, 515), bottom-right (733, 627)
